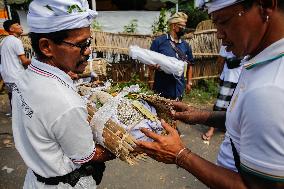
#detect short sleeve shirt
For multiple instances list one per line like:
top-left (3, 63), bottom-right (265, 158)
top-left (217, 38), bottom-right (284, 180)
top-left (150, 34), bottom-right (194, 99)
top-left (0, 35), bottom-right (25, 83)
top-left (12, 59), bottom-right (96, 187)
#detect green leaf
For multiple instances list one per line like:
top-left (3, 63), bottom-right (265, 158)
top-left (67, 4), bottom-right (84, 14)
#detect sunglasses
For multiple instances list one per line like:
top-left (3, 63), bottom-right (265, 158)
top-left (61, 37), bottom-right (93, 53)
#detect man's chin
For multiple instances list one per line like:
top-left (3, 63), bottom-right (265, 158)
top-left (75, 61), bottom-right (88, 73)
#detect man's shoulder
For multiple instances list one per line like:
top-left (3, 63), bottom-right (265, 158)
top-left (1, 35), bottom-right (22, 47)
top-left (153, 34), bottom-right (168, 42)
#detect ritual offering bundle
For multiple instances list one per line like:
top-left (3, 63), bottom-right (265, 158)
top-left (77, 82), bottom-right (175, 165)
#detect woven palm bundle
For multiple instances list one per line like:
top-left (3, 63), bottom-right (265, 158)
top-left (87, 103), bottom-right (146, 165)
top-left (138, 94), bottom-right (176, 127)
top-left (78, 84), bottom-right (167, 165)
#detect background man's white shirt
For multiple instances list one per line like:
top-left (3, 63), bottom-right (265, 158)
top-left (0, 35), bottom-right (25, 83)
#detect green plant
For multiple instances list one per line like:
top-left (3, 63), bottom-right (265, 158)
top-left (152, 8), bottom-right (169, 34)
top-left (91, 20), bottom-right (102, 31)
top-left (109, 74), bottom-right (153, 95)
top-left (183, 79), bottom-right (219, 105)
top-left (123, 19), bottom-right (138, 33)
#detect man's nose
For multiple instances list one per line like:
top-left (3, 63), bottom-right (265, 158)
top-left (83, 46), bottom-right (91, 56)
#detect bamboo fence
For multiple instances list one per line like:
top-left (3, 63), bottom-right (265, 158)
top-left (0, 20), bottom-right (222, 83)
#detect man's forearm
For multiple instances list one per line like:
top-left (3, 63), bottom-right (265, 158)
top-left (187, 65), bottom-right (193, 84)
top-left (91, 144), bottom-right (114, 162)
top-left (204, 111), bottom-right (226, 129)
top-left (188, 110), bottom-right (226, 129)
top-left (177, 150), bottom-right (247, 189)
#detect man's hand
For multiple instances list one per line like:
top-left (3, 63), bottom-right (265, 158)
top-left (92, 144), bottom-right (116, 162)
top-left (185, 83), bottom-right (192, 94)
top-left (171, 101), bottom-right (210, 125)
top-left (135, 120), bottom-right (185, 164)
top-left (68, 71), bottom-right (79, 80)
top-left (148, 64), bottom-right (160, 70)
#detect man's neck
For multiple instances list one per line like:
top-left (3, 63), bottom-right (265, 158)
top-left (9, 33), bottom-right (20, 38)
top-left (169, 31), bottom-right (180, 43)
top-left (250, 13), bottom-right (284, 58)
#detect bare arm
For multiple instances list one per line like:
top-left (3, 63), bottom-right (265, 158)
top-left (185, 65), bottom-right (193, 94)
top-left (177, 150), bottom-right (246, 189)
top-left (91, 144), bottom-right (115, 162)
top-left (18, 54), bottom-right (31, 67)
top-left (171, 101), bottom-right (226, 129)
top-left (136, 121), bottom-right (247, 189)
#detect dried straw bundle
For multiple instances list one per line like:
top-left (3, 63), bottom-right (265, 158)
top-left (138, 94), bottom-right (175, 128)
top-left (87, 104), bottom-right (146, 165)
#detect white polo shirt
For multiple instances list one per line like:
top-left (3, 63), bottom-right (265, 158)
top-left (12, 59), bottom-right (96, 188)
top-left (217, 38), bottom-right (284, 180)
top-left (0, 35), bottom-right (25, 83)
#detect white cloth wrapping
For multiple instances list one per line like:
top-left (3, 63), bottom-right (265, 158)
top-left (27, 0), bottom-right (98, 33)
top-left (89, 86), bottom-right (163, 146)
top-left (129, 45), bottom-right (186, 77)
top-left (195, 0), bottom-right (245, 13)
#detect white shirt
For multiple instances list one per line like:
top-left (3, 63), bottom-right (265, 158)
top-left (217, 38), bottom-right (284, 179)
top-left (219, 45), bottom-right (242, 83)
top-left (0, 35), bottom-right (25, 83)
top-left (12, 59), bottom-right (96, 188)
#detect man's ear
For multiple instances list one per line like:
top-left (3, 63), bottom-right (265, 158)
top-left (258, 0), bottom-right (277, 10)
top-left (39, 38), bottom-right (54, 58)
top-left (258, 0), bottom-right (276, 21)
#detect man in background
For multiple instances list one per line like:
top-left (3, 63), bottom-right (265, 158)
top-left (149, 12), bottom-right (194, 100)
top-left (0, 20), bottom-right (30, 110)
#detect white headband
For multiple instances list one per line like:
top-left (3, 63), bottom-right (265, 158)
top-left (195, 0), bottom-right (245, 14)
top-left (27, 0), bottom-right (98, 33)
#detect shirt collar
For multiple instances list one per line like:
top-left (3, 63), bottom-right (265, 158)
top-left (243, 38), bottom-right (284, 69)
top-left (28, 58), bottom-right (76, 91)
top-left (167, 33), bottom-right (182, 44)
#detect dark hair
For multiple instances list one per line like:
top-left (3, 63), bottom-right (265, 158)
top-left (241, 0), bottom-right (284, 11)
top-left (3, 20), bottom-right (18, 32)
top-left (277, 0), bottom-right (284, 10)
top-left (29, 30), bottom-right (69, 60)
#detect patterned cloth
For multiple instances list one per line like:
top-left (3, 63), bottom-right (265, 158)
top-left (213, 46), bottom-right (242, 111)
top-left (213, 80), bottom-right (238, 111)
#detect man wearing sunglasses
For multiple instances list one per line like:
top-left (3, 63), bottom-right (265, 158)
top-left (11, 0), bottom-right (114, 188)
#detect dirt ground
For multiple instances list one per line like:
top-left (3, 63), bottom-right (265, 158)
top-left (0, 92), bottom-right (224, 189)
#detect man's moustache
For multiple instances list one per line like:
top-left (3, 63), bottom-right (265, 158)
top-left (76, 55), bottom-right (90, 67)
